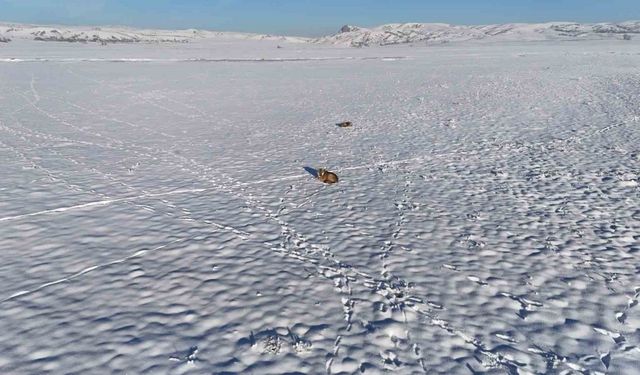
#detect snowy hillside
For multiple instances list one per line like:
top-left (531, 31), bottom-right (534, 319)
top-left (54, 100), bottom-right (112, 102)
top-left (0, 23), bottom-right (307, 44)
top-left (1, 21), bottom-right (639, 46)
top-left (315, 21), bottom-right (640, 46)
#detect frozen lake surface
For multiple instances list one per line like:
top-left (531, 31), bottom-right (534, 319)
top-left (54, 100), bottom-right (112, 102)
top-left (1, 39), bottom-right (640, 374)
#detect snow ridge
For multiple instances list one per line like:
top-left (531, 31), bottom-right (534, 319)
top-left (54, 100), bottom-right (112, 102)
top-left (1, 21), bottom-right (638, 46)
top-left (0, 23), bottom-right (307, 44)
top-left (315, 21), bottom-right (640, 46)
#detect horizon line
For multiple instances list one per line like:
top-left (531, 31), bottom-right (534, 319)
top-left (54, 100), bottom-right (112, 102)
top-left (1, 19), bottom-right (638, 38)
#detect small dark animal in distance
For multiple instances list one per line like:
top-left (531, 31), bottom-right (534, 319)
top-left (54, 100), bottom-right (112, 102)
top-left (336, 121), bottom-right (353, 128)
top-left (317, 168), bottom-right (339, 184)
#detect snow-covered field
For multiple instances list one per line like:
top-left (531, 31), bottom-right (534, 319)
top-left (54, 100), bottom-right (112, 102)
top-left (1, 37), bottom-right (640, 374)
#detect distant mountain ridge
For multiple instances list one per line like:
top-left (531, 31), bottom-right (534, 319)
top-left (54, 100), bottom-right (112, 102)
top-left (314, 21), bottom-right (640, 46)
top-left (0, 23), bottom-right (306, 44)
top-left (0, 21), bottom-right (638, 46)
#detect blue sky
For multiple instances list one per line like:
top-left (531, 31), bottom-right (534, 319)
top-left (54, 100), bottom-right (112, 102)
top-left (1, 0), bottom-right (638, 36)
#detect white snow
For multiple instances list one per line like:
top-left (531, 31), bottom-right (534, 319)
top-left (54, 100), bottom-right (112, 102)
top-left (315, 21), bottom-right (640, 46)
top-left (2, 20), bottom-right (639, 47)
top-left (0, 23), bottom-right (308, 44)
top-left (0, 29), bottom-right (640, 374)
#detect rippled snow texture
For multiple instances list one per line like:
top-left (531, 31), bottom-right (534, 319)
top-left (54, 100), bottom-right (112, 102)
top-left (1, 39), bottom-right (640, 374)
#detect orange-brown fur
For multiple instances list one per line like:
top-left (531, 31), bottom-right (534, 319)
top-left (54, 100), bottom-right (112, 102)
top-left (317, 168), bottom-right (339, 184)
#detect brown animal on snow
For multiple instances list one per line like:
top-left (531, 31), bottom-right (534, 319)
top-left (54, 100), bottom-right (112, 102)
top-left (317, 168), bottom-right (339, 184)
top-left (336, 121), bottom-right (352, 128)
